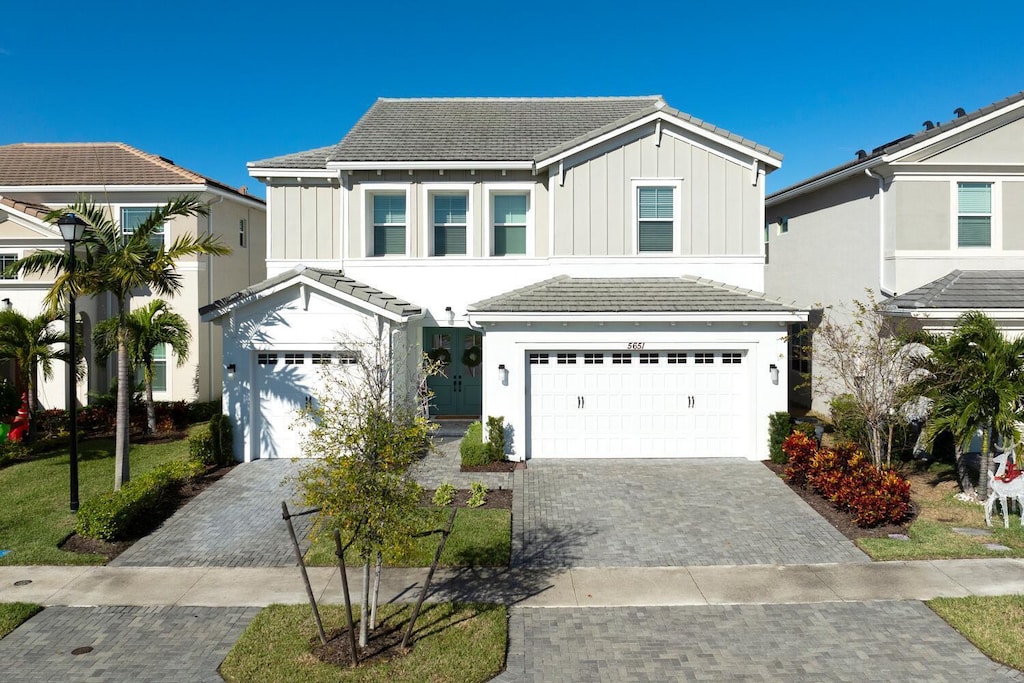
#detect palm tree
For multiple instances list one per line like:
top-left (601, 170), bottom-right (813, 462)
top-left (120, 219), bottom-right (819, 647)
top-left (10, 195), bottom-right (229, 489)
top-left (94, 299), bottom-right (192, 434)
top-left (914, 311), bottom-right (1024, 499)
top-left (0, 309), bottom-right (74, 438)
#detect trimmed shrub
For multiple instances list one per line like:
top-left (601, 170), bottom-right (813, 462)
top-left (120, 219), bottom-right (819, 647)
top-left (154, 401), bottom-right (191, 431)
top-left (460, 421), bottom-right (493, 467)
top-left (830, 393), bottom-right (868, 447)
top-left (783, 432), bottom-right (817, 487)
top-left (768, 412), bottom-right (792, 464)
top-left (467, 481), bottom-right (488, 508)
top-left (486, 416), bottom-right (506, 459)
top-left (76, 458), bottom-right (205, 541)
top-left (432, 482), bottom-right (456, 507)
top-left (188, 400), bottom-right (222, 424)
top-left (188, 413), bottom-right (234, 466)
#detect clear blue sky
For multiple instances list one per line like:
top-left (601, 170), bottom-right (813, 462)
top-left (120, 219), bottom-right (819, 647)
top-left (3, 1), bottom-right (1023, 199)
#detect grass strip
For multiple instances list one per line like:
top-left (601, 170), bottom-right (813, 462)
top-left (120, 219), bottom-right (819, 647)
top-left (928, 596), bottom-right (1024, 671)
top-left (0, 602), bottom-right (41, 639)
top-left (220, 602), bottom-right (506, 683)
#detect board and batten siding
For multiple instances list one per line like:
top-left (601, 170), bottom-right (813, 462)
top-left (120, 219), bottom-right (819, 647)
top-left (552, 125), bottom-right (762, 257)
top-left (268, 183), bottom-right (341, 260)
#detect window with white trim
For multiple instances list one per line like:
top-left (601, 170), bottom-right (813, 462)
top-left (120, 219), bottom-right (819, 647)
top-left (312, 353), bottom-right (333, 364)
top-left (0, 253), bottom-right (17, 280)
top-left (556, 353), bottom-right (577, 364)
top-left (492, 193), bottom-right (528, 256)
top-left (667, 352), bottom-right (687, 364)
top-left (338, 351), bottom-right (360, 365)
top-left (611, 353), bottom-right (632, 364)
top-left (239, 219), bottom-right (247, 248)
top-left (637, 186), bottom-right (674, 252)
top-left (284, 353), bottom-right (304, 365)
top-left (136, 343), bottom-right (167, 391)
top-left (431, 192), bottom-right (468, 256)
top-left (372, 193), bottom-right (407, 256)
top-left (258, 353), bottom-right (278, 365)
top-left (694, 352), bottom-right (714, 364)
top-left (957, 182), bottom-right (992, 247)
top-left (584, 353), bottom-right (604, 364)
top-left (639, 353), bottom-right (659, 364)
top-left (528, 353), bottom-right (549, 365)
top-left (121, 207), bottom-right (165, 250)
top-left (722, 352), bottom-right (742, 364)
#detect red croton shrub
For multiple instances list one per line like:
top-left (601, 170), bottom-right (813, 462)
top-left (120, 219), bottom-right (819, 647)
top-left (783, 432), bottom-right (911, 527)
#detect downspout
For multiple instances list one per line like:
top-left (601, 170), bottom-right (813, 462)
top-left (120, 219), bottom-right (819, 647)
top-left (864, 168), bottom-right (895, 296)
top-left (206, 195), bottom-right (225, 401)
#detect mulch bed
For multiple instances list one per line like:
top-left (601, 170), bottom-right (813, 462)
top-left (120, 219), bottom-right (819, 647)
top-left (460, 460), bottom-right (521, 473)
top-left (58, 463), bottom-right (236, 562)
top-left (419, 488), bottom-right (512, 510)
top-left (763, 461), bottom-right (915, 540)
top-left (314, 616), bottom-right (406, 668)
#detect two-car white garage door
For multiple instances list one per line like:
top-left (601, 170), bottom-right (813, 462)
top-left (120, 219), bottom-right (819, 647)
top-left (526, 349), bottom-right (752, 458)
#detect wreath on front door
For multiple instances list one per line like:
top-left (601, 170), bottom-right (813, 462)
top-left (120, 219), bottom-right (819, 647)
top-left (428, 347), bottom-right (452, 365)
top-left (462, 345), bottom-right (483, 368)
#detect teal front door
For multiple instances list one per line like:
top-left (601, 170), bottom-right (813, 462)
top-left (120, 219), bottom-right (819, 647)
top-left (424, 327), bottom-right (483, 417)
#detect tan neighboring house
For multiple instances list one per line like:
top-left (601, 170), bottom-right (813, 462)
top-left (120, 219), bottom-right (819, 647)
top-left (0, 142), bottom-right (266, 409)
top-left (203, 96), bottom-right (806, 463)
top-left (764, 90), bottom-right (1024, 412)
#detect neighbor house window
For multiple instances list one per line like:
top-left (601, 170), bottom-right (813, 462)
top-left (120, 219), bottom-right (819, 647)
top-left (239, 219), bottom-right (247, 247)
top-left (432, 193), bottom-right (468, 256)
top-left (0, 253), bottom-right (17, 279)
top-left (136, 343), bottom-right (167, 391)
top-left (372, 193), bottom-right (406, 256)
top-left (121, 207), bottom-right (165, 250)
top-left (778, 217), bottom-right (789, 234)
top-left (492, 193), bottom-right (528, 255)
top-left (957, 182), bottom-right (992, 247)
top-left (637, 185), bottom-right (675, 253)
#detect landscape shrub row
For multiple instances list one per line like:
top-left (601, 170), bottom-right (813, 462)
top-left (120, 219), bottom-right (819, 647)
top-left (76, 458), bottom-right (206, 541)
top-left (188, 413), bottom-right (234, 467)
top-left (783, 431), bottom-right (911, 527)
top-left (31, 399), bottom-right (221, 440)
top-left (459, 417), bottom-right (506, 467)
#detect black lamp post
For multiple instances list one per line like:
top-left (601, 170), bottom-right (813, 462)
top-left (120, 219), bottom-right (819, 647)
top-left (57, 213), bottom-right (86, 512)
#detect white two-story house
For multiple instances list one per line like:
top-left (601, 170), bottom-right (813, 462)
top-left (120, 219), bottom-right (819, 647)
top-left (765, 90), bottom-right (1024, 411)
top-left (202, 96), bottom-right (805, 462)
top-left (0, 142), bottom-right (266, 408)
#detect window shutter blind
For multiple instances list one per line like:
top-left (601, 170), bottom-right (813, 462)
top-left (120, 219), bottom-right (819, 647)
top-left (958, 183), bottom-right (991, 213)
top-left (494, 195), bottom-right (527, 224)
top-left (639, 187), bottom-right (673, 219)
top-left (958, 217), bottom-right (991, 247)
top-left (434, 226), bottom-right (467, 256)
top-left (639, 222), bottom-right (673, 252)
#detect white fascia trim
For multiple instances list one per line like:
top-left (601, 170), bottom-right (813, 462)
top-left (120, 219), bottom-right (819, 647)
top-left (891, 172), bottom-right (1024, 181)
top-left (200, 274), bottom-right (414, 324)
top-left (888, 308), bottom-right (1024, 321)
top-left (892, 249), bottom-right (1024, 259)
top-left (535, 111), bottom-right (781, 171)
top-left (0, 184), bottom-right (208, 193)
top-left (327, 161), bottom-right (535, 172)
top-left (884, 99), bottom-right (1024, 162)
top-left (468, 311), bottom-right (808, 324)
top-left (766, 158), bottom-right (882, 205)
top-left (265, 254), bottom-right (766, 268)
top-left (420, 182), bottom-right (475, 258)
top-left (248, 168), bottom-right (340, 179)
top-left (204, 186), bottom-right (266, 210)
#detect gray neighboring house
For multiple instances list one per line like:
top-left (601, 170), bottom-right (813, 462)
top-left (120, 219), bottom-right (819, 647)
top-left (203, 96), bottom-right (807, 463)
top-left (764, 90), bottom-right (1024, 411)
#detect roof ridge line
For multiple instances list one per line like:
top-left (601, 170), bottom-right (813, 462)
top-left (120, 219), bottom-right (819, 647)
top-left (375, 95), bottom-right (663, 103)
top-left (683, 274), bottom-right (800, 307)
top-left (116, 143), bottom-right (203, 184)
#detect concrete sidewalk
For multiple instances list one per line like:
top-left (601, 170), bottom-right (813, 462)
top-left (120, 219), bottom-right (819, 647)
top-left (4, 558), bottom-right (1023, 609)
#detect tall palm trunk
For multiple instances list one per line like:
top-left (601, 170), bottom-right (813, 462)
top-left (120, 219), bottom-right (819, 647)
top-left (27, 360), bottom-right (37, 443)
top-left (144, 371), bottom-right (156, 434)
top-left (955, 443), bottom-right (974, 497)
top-left (978, 425), bottom-right (992, 501)
top-left (114, 326), bottom-right (131, 490)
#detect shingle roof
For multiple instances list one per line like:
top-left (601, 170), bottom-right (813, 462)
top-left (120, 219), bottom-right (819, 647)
top-left (468, 276), bottom-right (801, 314)
top-left (0, 196), bottom-right (51, 221)
top-left (769, 90), bottom-right (1024, 200)
top-left (250, 96), bottom-right (781, 169)
top-left (199, 265), bottom-right (422, 319)
top-left (885, 270), bottom-right (1024, 311)
top-left (0, 143), bottom-right (262, 203)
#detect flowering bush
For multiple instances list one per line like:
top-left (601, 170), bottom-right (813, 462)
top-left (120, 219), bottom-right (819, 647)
top-left (785, 433), bottom-right (911, 527)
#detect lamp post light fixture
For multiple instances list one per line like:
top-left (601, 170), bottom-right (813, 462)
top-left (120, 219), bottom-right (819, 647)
top-left (58, 212), bottom-right (86, 512)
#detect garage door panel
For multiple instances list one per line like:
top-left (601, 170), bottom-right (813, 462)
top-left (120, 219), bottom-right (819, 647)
top-left (528, 350), bottom-right (751, 459)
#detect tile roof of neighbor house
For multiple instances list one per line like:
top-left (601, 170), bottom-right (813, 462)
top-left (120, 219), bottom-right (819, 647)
top-left (0, 143), bottom-right (262, 203)
top-left (885, 270), bottom-right (1024, 310)
top-left (0, 196), bottom-right (52, 220)
top-left (768, 90), bottom-right (1024, 200)
top-left (199, 265), bottom-right (422, 319)
top-left (468, 276), bottom-right (802, 314)
top-left (250, 96), bottom-right (782, 169)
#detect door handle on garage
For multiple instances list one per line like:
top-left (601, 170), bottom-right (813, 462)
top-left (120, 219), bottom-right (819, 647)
top-left (577, 395), bottom-right (583, 409)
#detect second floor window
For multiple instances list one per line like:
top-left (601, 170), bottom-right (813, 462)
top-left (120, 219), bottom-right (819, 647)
top-left (122, 207), bottom-right (165, 250)
top-left (493, 194), bottom-right (527, 256)
top-left (638, 186), bottom-right (673, 252)
top-left (432, 193), bottom-right (467, 256)
top-left (957, 182), bottom-right (992, 248)
top-left (0, 253), bottom-right (17, 279)
top-left (373, 194), bottom-right (406, 256)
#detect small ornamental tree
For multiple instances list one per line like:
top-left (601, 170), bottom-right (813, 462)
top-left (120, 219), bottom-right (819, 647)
top-left (294, 323), bottom-right (439, 650)
top-left (810, 294), bottom-right (925, 467)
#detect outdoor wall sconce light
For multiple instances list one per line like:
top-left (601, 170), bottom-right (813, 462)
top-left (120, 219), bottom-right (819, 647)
top-left (498, 363), bottom-right (508, 385)
top-left (769, 363), bottom-right (780, 385)
top-left (445, 306), bottom-right (454, 325)
top-left (226, 363), bottom-right (236, 378)
top-left (1, 298), bottom-right (10, 310)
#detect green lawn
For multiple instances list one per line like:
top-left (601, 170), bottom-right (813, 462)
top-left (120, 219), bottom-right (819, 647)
top-left (304, 509), bottom-right (511, 567)
top-left (858, 462), bottom-right (1024, 561)
top-left (0, 602), bottom-right (41, 639)
top-left (929, 596), bottom-right (1024, 671)
top-left (220, 602), bottom-right (506, 683)
top-left (0, 434), bottom-right (193, 565)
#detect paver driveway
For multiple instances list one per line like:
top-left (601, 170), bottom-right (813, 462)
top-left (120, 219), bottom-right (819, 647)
top-left (514, 458), bottom-right (869, 567)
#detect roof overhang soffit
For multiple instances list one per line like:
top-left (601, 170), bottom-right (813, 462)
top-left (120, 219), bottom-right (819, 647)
top-left (884, 307), bottom-right (1024, 321)
top-left (200, 274), bottom-right (416, 324)
top-left (467, 310), bottom-right (808, 324)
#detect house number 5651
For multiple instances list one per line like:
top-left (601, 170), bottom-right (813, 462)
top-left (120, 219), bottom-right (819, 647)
top-left (626, 342), bottom-right (645, 350)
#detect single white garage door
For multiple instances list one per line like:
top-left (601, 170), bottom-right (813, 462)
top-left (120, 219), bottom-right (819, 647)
top-left (256, 351), bottom-right (339, 458)
top-left (527, 350), bottom-right (752, 458)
